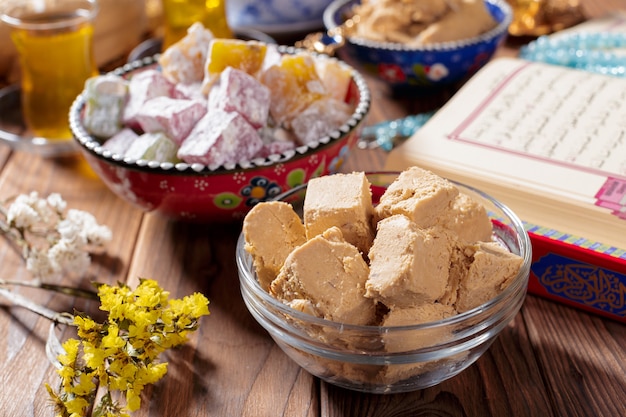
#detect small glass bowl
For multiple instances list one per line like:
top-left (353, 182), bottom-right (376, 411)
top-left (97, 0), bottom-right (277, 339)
top-left (236, 171), bottom-right (531, 393)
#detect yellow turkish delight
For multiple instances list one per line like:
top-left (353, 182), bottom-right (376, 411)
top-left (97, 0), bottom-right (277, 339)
top-left (259, 53), bottom-right (327, 126)
top-left (202, 39), bottom-right (267, 93)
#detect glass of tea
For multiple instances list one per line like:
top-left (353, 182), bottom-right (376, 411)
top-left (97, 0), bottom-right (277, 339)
top-left (161, 0), bottom-right (232, 49)
top-left (0, 0), bottom-right (99, 141)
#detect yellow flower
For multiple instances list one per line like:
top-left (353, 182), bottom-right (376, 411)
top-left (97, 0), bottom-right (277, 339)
top-left (71, 372), bottom-right (96, 396)
top-left (48, 279), bottom-right (210, 417)
top-left (126, 388), bottom-right (142, 412)
top-left (58, 339), bottom-right (80, 367)
top-left (64, 396), bottom-right (89, 416)
top-left (82, 341), bottom-right (106, 370)
top-left (102, 324), bottom-right (125, 350)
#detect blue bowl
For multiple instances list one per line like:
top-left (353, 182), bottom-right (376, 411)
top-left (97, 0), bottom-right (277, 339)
top-left (323, 0), bottom-right (512, 91)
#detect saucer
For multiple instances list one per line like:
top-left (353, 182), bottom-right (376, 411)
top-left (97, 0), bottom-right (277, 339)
top-left (0, 84), bottom-right (77, 157)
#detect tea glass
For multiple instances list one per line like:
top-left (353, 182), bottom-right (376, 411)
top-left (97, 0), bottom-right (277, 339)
top-left (0, 0), bottom-right (99, 141)
top-left (161, 0), bottom-right (232, 49)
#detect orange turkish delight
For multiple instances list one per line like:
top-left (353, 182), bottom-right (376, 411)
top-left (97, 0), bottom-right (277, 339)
top-left (259, 53), bottom-right (327, 126)
top-left (202, 39), bottom-right (267, 93)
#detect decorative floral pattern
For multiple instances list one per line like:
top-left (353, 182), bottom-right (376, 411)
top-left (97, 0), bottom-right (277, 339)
top-left (241, 176), bottom-right (282, 206)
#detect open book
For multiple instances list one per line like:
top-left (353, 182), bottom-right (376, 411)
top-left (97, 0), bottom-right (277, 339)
top-left (384, 57), bottom-right (626, 322)
top-left (386, 57), bottom-right (626, 250)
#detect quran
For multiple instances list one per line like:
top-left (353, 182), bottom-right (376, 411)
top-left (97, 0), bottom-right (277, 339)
top-left (384, 57), bottom-right (626, 322)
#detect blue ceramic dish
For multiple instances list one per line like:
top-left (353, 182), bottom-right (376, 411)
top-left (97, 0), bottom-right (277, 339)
top-left (228, 0), bottom-right (334, 35)
top-left (323, 0), bottom-right (512, 91)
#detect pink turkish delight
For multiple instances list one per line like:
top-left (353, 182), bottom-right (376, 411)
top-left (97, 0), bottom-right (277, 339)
top-left (208, 67), bottom-right (270, 129)
top-left (123, 69), bottom-right (176, 128)
top-left (172, 82), bottom-right (206, 101)
top-left (135, 96), bottom-right (207, 145)
top-left (290, 98), bottom-right (353, 146)
top-left (177, 109), bottom-right (263, 166)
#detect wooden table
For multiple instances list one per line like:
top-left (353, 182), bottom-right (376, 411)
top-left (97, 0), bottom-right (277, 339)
top-left (1, 1), bottom-right (625, 416)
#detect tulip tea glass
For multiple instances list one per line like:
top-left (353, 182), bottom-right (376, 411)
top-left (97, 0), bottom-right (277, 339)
top-left (1, 0), bottom-right (99, 141)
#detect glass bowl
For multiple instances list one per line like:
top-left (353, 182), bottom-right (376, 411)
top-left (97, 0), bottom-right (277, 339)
top-left (236, 171), bottom-right (532, 393)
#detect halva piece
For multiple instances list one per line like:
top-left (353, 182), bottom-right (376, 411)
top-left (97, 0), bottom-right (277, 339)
top-left (243, 201), bottom-right (307, 290)
top-left (366, 214), bottom-right (451, 308)
top-left (270, 227), bottom-right (376, 326)
top-left (454, 241), bottom-right (524, 312)
top-left (303, 172), bottom-right (374, 254)
top-left (375, 166), bottom-right (459, 228)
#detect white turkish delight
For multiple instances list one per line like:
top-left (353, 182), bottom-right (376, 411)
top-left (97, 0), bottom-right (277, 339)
top-left (123, 69), bottom-right (176, 128)
top-left (291, 98), bottom-right (353, 146)
top-left (125, 132), bottom-right (180, 163)
top-left (208, 67), bottom-right (270, 129)
top-left (83, 74), bottom-right (128, 138)
top-left (101, 127), bottom-right (138, 155)
top-left (135, 96), bottom-right (207, 145)
top-left (158, 22), bottom-right (214, 85)
top-left (177, 109), bottom-right (264, 166)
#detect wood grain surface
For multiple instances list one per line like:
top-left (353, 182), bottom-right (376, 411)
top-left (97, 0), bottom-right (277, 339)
top-left (1, 1), bottom-right (625, 416)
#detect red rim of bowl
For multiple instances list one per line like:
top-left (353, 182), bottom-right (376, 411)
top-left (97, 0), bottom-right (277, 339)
top-left (69, 45), bottom-right (371, 176)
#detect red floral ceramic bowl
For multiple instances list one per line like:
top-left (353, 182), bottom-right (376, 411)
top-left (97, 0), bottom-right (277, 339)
top-left (69, 47), bottom-right (371, 222)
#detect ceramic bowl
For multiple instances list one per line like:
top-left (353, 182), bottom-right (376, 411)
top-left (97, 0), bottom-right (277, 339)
top-left (323, 0), bottom-right (512, 92)
top-left (236, 172), bottom-right (531, 393)
top-left (69, 48), bottom-right (371, 222)
top-left (228, 0), bottom-right (334, 35)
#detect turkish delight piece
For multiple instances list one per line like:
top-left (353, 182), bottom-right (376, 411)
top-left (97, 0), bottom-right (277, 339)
top-left (135, 96), bottom-right (207, 145)
top-left (202, 39), bottom-right (267, 93)
top-left (366, 215), bottom-right (451, 308)
top-left (291, 97), bottom-right (352, 146)
top-left (315, 58), bottom-right (353, 102)
top-left (303, 172), bottom-right (374, 254)
top-left (101, 127), bottom-right (138, 156)
top-left (124, 132), bottom-right (180, 163)
top-left (453, 241), bottom-right (523, 313)
top-left (123, 69), bottom-right (175, 128)
top-left (270, 227), bottom-right (376, 326)
top-left (82, 74), bottom-right (128, 138)
top-left (243, 201), bottom-right (307, 290)
top-left (158, 22), bottom-right (214, 85)
top-left (254, 138), bottom-right (296, 159)
top-left (177, 109), bottom-right (264, 166)
top-left (259, 53), bottom-right (327, 125)
top-left (375, 166), bottom-right (459, 228)
top-left (172, 82), bottom-right (206, 101)
top-left (208, 67), bottom-right (270, 129)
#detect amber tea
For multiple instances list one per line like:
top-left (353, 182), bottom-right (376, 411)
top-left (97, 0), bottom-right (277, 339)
top-left (161, 0), bottom-right (232, 49)
top-left (1, 1), bottom-right (98, 140)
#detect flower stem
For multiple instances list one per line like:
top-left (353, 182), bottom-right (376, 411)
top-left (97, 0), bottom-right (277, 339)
top-left (0, 278), bottom-right (99, 300)
top-left (0, 287), bottom-right (74, 326)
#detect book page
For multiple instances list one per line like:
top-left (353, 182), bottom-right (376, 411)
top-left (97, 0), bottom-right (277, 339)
top-left (385, 57), bottom-right (626, 248)
top-left (449, 61), bottom-right (626, 176)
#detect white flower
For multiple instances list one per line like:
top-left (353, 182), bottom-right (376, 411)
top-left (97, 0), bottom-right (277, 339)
top-left (47, 238), bottom-right (91, 277)
top-left (6, 200), bottom-right (39, 229)
top-left (46, 193), bottom-right (67, 213)
top-left (26, 248), bottom-right (60, 280)
top-left (63, 209), bottom-right (112, 246)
